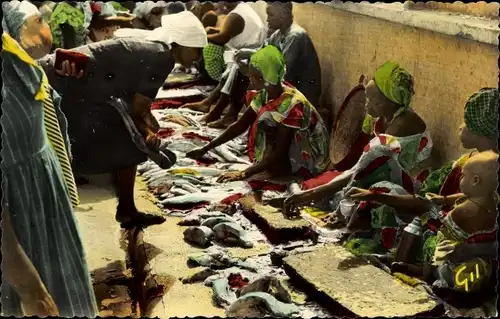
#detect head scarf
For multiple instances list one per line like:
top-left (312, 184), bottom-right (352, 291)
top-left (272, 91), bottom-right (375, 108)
top-left (374, 61), bottom-right (414, 108)
top-left (114, 11), bottom-right (207, 48)
top-left (249, 45), bottom-right (286, 86)
top-left (464, 88), bottom-right (499, 138)
top-left (2, 1), bottom-right (39, 40)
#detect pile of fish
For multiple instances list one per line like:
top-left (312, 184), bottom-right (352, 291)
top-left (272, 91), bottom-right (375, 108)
top-left (138, 108), bottom-right (252, 210)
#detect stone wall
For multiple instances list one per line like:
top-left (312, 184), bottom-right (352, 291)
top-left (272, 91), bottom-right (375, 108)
top-left (292, 3), bottom-right (498, 167)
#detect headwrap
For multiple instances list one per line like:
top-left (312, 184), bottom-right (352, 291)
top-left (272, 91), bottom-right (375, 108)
top-left (374, 61), bottom-right (414, 108)
top-left (2, 1), bottom-right (39, 40)
top-left (464, 88), bottom-right (499, 138)
top-left (114, 11), bottom-right (207, 48)
top-left (249, 45), bottom-right (286, 86)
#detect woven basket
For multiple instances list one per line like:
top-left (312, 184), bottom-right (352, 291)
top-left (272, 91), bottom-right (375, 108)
top-left (329, 75), bottom-right (367, 166)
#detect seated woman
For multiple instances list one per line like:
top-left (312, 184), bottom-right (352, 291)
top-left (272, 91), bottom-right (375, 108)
top-left (186, 45), bottom-right (330, 182)
top-left (283, 61), bottom-right (432, 230)
top-left (346, 88), bottom-right (499, 280)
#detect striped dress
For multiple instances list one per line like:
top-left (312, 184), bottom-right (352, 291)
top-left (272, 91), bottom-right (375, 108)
top-left (1, 33), bottom-right (97, 317)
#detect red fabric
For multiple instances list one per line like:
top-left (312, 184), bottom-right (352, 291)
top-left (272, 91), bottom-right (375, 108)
top-left (401, 171), bottom-right (415, 194)
top-left (281, 103), bottom-right (305, 128)
top-left (157, 128), bottom-right (176, 139)
top-left (228, 273), bottom-right (249, 289)
top-left (353, 156), bottom-right (392, 180)
top-left (220, 193), bottom-right (243, 205)
top-left (381, 227), bottom-right (398, 249)
top-left (439, 166), bottom-right (463, 197)
top-left (416, 169), bottom-right (430, 183)
top-left (418, 136), bottom-right (429, 152)
top-left (465, 231), bottom-right (497, 243)
top-left (301, 170), bottom-right (343, 190)
top-left (247, 92), bottom-right (289, 162)
top-left (182, 132), bottom-right (213, 142)
top-left (151, 99), bottom-right (183, 110)
top-left (248, 181), bottom-right (287, 192)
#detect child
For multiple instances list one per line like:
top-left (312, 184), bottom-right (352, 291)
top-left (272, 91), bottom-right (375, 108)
top-left (393, 151), bottom-right (498, 292)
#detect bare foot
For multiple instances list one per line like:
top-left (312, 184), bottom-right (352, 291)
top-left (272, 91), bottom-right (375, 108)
top-left (182, 101), bottom-right (210, 113)
top-left (207, 114), bottom-right (237, 129)
top-left (200, 112), bottom-right (221, 125)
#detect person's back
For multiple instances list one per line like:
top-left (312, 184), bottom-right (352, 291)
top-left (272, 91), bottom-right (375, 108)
top-left (226, 2), bottom-right (265, 49)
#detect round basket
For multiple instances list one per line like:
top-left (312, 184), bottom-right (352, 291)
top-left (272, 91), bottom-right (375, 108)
top-left (329, 76), bottom-right (367, 166)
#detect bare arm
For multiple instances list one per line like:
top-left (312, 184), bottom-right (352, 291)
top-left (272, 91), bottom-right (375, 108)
top-left (366, 193), bottom-right (433, 216)
top-left (243, 124), bottom-right (294, 178)
top-left (203, 106), bottom-right (256, 151)
top-left (207, 13), bottom-right (244, 45)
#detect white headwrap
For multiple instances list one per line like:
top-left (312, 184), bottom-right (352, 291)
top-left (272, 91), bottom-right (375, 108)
top-left (2, 0), bottom-right (40, 39)
top-left (114, 11), bottom-right (207, 48)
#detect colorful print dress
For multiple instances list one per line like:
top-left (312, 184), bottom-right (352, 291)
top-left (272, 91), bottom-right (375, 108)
top-left (246, 84), bottom-right (329, 178)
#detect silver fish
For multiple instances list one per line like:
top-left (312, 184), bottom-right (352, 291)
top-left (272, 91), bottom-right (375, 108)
top-left (170, 187), bottom-right (191, 196)
top-left (160, 190), bottom-right (230, 206)
top-left (208, 150), bottom-right (227, 163)
top-left (167, 141), bottom-right (200, 153)
top-left (177, 182), bottom-right (200, 194)
top-left (213, 145), bottom-right (250, 165)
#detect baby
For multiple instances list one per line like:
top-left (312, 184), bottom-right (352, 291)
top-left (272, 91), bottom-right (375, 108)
top-left (393, 151), bottom-right (498, 291)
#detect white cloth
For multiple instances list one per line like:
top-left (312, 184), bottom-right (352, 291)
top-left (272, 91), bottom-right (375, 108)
top-left (226, 3), bottom-right (265, 50)
top-left (114, 11), bottom-right (207, 48)
top-left (133, 1), bottom-right (157, 19)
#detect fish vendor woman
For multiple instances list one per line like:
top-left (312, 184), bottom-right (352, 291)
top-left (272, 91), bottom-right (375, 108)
top-left (39, 10), bottom-right (208, 229)
top-left (187, 45), bottom-right (329, 182)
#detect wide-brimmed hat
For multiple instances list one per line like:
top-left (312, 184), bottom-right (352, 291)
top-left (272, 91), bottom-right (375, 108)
top-left (329, 75), bottom-right (367, 167)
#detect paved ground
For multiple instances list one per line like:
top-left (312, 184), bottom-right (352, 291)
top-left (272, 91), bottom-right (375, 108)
top-left (75, 174), bottom-right (269, 318)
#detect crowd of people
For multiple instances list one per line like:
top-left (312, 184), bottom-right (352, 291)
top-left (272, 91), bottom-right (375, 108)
top-left (1, 0), bottom-right (498, 317)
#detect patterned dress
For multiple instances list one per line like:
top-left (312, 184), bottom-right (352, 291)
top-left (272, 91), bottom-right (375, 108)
top-left (246, 83), bottom-right (329, 178)
top-left (1, 33), bottom-right (97, 317)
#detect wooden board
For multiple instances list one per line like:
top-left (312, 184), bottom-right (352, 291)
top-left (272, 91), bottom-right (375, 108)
top-left (283, 245), bottom-right (439, 317)
top-left (239, 194), bottom-right (315, 245)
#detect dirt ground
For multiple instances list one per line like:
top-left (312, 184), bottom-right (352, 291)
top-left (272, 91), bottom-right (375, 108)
top-left (74, 174), bottom-right (268, 318)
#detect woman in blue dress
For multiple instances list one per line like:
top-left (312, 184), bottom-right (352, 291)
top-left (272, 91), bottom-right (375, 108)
top-left (1, 1), bottom-right (98, 317)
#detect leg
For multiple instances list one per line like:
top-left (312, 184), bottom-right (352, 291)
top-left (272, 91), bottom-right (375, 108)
top-left (183, 82), bottom-right (222, 113)
top-left (208, 73), bottom-right (249, 129)
top-left (201, 93), bottom-right (230, 124)
top-left (114, 166), bottom-right (166, 228)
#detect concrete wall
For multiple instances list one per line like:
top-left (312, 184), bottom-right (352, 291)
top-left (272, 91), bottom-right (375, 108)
top-left (292, 3), bottom-right (498, 167)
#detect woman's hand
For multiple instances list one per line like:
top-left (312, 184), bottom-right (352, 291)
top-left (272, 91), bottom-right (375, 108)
top-left (345, 187), bottom-right (374, 201)
top-left (55, 60), bottom-right (84, 79)
top-left (283, 193), bottom-right (304, 218)
top-left (216, 171), bottom-right (246, 183)
top-left (145, 132), bottom-right (161, 150)
top-left (186, 147), bottom-right (208, 160)
top-left (20, 286), bottom-right (59, 317)
top-left (425, 193), bottom-right (445, 205)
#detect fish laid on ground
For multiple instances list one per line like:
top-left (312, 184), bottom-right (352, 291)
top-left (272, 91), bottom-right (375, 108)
top-left (160, 191), bottom-right (234, 206)
top-left (169, 187), bottom-right (191, 196)
top-left (178, 211), bottom-right (226, 226)
top-left (213, 145), bottom-right (250, 165)
top-left (138, 162), bottom-right (159, 174)
top-left (181, 268), bottom-right (218, 284)
top-left (201, 216), bottom-right (237, 229)
top-left (238, 275), bottom-right (292, 303)
top-left (167, 167), bottom-right (222, 177)
top-left (213, 222), bottom-right (254, 248)
top-left (226, 292), bottom-right (300, 318)
top-left (207, 150), bottom-right (227, 163)
top-left (166, 141), bottom-right (203, 153)
top-left (143, 167), bottom-right (164, 178)
top-left (183, 226), bottom-right (214, 248)
top-left (212, 278), bottom-right (238, 309)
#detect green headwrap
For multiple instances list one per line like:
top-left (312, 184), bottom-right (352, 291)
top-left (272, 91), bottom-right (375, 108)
top-left (250, 45), bottom-right (286, 86)
top-left (464, 88), bottom-right (499, 138)
top-left (374, 61), bottom-right (414, 108)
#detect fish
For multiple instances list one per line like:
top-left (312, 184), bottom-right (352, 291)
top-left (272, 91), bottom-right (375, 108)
top-left (143, 167), bottom-right (165, 179)
top-left (177, 182), bottom-right (200, 193)
top-left (212, 278), bottom-right (238, 309)
top-left (169, 187), bottom-right (191, 196)
top-left (160, 191), bottom-right (228, 206)
top-left (138, 162), bottom-right (159, 174)
top-left (200, 216), bottom-right (237, 229)
top-left (183, 226), bottom-right (214, 248)
top-left (213, 145), bottom-right (250, 165)
top-left (213, 222), bottom-right (254, 248)
top-left (207, 151), bottom-right (227, 163)
top-left (226, 292), bottom-right (300, 318)
top-left (167, 141), bottom-right (202, 153)
top-left (181, 268), bottom-right (218, 284)
top-left (167, 167), bottom-right (223, 177)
